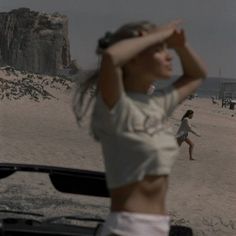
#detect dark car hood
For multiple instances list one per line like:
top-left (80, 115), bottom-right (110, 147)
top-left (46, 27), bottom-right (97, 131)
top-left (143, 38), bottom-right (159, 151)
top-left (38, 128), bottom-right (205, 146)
top-left (0, 163), bottom-right (109, 198)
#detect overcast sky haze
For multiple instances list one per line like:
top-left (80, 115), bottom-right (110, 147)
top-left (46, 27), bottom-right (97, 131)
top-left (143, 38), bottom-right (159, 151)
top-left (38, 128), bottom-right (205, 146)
top-left (1, 0), bottom-right (236, 78)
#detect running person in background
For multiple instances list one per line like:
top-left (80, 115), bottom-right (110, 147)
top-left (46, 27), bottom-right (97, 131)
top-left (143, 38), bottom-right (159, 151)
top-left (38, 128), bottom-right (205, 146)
top-left (176, 109), bottom-right (201, 160)
top-left (73, 20), bottom-right (207, 236)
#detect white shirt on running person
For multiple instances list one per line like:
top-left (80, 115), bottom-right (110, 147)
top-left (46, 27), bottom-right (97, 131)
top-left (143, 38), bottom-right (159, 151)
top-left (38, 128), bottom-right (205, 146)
top-left (176, 117), bottom-right (199, 138)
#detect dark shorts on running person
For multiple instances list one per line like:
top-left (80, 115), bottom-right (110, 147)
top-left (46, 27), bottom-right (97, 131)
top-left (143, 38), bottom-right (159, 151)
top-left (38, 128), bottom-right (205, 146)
top-left (178, 133), bottom-right (188, 142)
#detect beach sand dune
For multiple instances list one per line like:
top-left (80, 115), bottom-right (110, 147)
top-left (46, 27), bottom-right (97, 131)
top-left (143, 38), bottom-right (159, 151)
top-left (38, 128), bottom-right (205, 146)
top-left (0, 70), bottom-right (236, 235)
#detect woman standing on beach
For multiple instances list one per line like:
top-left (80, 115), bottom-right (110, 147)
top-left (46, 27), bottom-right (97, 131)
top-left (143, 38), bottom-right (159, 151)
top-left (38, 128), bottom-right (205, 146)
top-left (176, 110), bottom-right (201, 160)
top-left (73, 20), bottom-right (207, 236)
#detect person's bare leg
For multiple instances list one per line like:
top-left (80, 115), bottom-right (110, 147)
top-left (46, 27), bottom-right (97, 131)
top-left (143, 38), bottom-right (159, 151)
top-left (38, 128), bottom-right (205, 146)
top-left (185, 138), bottom-right (195, 160)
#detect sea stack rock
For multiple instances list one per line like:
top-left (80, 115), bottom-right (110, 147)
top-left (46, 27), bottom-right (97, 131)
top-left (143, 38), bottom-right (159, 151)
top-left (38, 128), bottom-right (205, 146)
top-left (0, 8), bottom-right (71, 75)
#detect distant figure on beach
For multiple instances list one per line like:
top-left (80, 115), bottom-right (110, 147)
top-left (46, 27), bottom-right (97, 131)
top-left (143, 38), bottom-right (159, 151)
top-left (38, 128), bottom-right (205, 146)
top-left (221, 97), bottom-right (231, 108)
top-left (73, 19), bottom-right (207, 236)
top-left (211, 96), bottom-right (219, 105)
top-left (176, 110), bottom-right (201, 160)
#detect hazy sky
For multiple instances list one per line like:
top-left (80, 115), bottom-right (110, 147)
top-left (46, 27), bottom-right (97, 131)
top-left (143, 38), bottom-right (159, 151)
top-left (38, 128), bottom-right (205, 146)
top-left (1, 0), bottom-right (236, 78)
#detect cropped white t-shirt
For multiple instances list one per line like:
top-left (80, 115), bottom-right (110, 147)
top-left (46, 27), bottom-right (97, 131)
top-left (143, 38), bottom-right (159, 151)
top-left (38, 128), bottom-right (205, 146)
top-left (91, 86), bottom-right (180, 189)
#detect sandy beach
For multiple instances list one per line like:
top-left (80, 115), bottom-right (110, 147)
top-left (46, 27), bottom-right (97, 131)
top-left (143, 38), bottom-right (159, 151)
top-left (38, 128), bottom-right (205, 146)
top-left (0, 69), bottom-right (236, 235)
top-left (168, 98), bottom-right (236, 236)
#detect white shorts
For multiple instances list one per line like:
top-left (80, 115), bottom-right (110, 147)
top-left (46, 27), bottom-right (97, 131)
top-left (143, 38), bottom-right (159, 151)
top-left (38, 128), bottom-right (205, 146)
top-left (100, 211), bottom-right (170, 236)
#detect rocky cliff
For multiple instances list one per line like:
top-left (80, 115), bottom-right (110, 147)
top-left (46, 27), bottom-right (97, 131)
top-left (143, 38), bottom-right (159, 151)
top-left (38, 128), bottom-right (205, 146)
top-left (0, 8), bottom-right (71, 75)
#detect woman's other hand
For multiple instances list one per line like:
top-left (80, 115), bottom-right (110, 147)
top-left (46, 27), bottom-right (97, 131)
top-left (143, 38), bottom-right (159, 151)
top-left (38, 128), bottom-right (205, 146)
top-left (166, 28), bottom-right (186, 49)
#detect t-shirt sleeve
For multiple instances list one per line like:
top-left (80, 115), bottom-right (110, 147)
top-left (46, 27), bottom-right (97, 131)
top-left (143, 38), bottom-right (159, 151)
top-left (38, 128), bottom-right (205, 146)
top-left (109, 91), bottom-right (128, 114)
top-left (98, 91), bottom-right (132, 132)
top-left (152, 85), bottom-right (180, 116)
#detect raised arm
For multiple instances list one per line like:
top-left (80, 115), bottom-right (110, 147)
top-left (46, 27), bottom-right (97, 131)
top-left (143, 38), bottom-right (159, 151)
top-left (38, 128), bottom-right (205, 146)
top-left (99, 21), bottom-right (181, 109)
top-left (169, 30), bottom-right (207, 102)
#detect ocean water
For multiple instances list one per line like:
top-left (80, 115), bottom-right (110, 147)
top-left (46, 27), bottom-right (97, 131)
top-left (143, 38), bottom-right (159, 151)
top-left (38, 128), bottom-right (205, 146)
top-left (70, 69), bottom-right (236, 99)
top-left (197, 77), bottom-right (225, 98)
top-left (155, 76), bottom-right (236, 99)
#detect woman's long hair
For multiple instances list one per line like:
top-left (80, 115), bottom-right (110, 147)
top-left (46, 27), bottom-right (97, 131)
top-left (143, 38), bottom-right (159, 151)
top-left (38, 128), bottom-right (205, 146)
top-left (181, 109), bottom-right (194, 121)
top-left (72, 21), bottom-right (156, 126)
top-left (72, 69), bottom-right (99, 126)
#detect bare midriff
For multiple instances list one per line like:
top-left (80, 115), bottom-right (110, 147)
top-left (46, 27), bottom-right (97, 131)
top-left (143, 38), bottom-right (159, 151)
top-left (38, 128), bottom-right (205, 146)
top-left (110, 175), bottom-right (169, 215)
